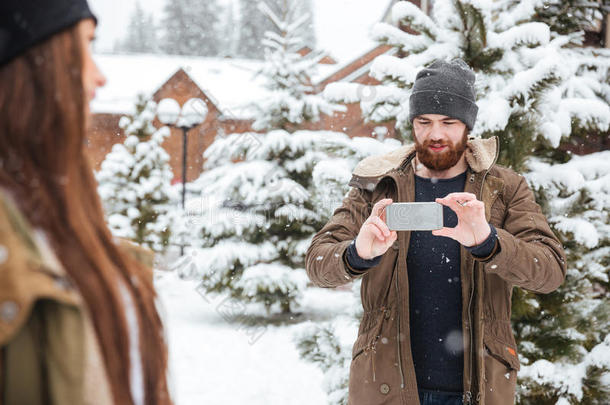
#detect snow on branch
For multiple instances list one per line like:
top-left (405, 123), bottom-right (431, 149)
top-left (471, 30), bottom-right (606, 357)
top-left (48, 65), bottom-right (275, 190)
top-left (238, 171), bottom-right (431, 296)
top-left (503, 58), bottom-right (564, 106)
top-left (370, 54), bottom-right (420, 85)
top-left (519, 335), bottom-right (610, 403)
top-left (494, 0), bottom-right (547, 31)
top-left (371, 22), bottom-right (431, 53)
top-left (257, 1), bottom-right (284, 32)
top-left (488, 22), bottom-right (550, 50)
top-left (557, 98), bottom-right (610, 136)
top-left (526, 151), bottom-right (610, 248)
top-left (391, 0), bottom-right (438, 40)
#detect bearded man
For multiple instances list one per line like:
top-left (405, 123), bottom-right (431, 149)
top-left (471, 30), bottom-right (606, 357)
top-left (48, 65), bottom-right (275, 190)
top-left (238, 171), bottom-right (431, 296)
top-left (306, 59), bottom-right (566, 405)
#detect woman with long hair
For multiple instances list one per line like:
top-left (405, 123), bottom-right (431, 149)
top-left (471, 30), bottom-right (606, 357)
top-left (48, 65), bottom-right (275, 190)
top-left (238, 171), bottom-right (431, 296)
top-left (0, 1), bottom-right (172, 404)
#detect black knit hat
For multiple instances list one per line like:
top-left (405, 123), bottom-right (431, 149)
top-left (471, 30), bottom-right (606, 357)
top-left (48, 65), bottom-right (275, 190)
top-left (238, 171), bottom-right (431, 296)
top-left (0, 0), bottom-right (97, 66)
top-left (409, 59), bottom-right (479, 130)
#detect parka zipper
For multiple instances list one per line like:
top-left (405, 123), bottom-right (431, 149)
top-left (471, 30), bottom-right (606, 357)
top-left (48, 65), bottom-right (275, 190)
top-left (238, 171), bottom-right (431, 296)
top-left (465, 138), bottom-right (500, 404)
top-left (395, 269), bottom-right (405, 388)
top-left (391, 168), bottom-right (407, 390)
top-left (464, 171), bottom-right (476, 405)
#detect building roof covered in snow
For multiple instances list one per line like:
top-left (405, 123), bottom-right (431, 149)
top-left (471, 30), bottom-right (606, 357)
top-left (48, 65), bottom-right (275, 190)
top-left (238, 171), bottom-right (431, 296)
top-left (92, 52), bottom-right (353, 118)
top-left (92, 55), bottom-right (268, 117)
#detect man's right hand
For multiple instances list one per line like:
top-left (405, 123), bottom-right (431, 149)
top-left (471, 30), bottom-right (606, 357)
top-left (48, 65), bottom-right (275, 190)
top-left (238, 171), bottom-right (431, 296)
top-left (355, 198), bottom-right (398, 260)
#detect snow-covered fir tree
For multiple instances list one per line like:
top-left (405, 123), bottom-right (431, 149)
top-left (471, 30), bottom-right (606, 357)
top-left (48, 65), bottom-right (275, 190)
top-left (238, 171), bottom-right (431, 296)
top-left (518, 150), bottom-right (610, 404)
top-left (116, 1), bottom-right (158, 54)
top-left (251, 1), bottom-right (328, 131)
top-left (177, 1), bottom-right (400, 315)
top-left (97, 96), bottom-right (174, 253)
top-left (308, 0), bottom-right (610, 403)
top-left (278, 0), bottom-right (316, 54)
top-left (160, 0), bottom-right (222, 56)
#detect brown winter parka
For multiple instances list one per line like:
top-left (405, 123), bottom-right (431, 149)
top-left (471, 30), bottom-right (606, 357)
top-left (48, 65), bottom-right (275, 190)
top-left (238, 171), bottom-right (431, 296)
top-left (305, 136), bottom-right (567, 405)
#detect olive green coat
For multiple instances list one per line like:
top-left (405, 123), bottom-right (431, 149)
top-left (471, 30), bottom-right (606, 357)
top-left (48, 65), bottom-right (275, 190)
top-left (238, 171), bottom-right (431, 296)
top-left (0, 190), bottom-right (153, 405)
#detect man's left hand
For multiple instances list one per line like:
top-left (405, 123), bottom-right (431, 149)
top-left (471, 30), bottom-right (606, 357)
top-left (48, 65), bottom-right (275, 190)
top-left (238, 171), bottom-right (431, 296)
top-left (432, 192), bottom-right (491, 247)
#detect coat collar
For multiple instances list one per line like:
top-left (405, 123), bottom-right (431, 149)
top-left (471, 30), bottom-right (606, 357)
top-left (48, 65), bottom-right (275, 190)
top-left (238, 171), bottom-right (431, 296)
top-left (349, 136), bottom-right (499, 189)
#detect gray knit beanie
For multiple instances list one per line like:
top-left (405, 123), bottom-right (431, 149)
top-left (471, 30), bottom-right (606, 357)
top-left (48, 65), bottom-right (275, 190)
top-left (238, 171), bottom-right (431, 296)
top-left (409, 59), bottom-right (478, 130)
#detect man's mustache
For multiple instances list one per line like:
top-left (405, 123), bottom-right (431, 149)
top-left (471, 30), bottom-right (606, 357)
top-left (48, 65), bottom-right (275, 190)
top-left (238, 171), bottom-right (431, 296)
top-left (423, 140), bottom-right (450, 147)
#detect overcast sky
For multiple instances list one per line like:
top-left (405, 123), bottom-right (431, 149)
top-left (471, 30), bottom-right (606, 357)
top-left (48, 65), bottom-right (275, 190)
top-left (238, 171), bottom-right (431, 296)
top-left (89, 0), bottom-right (241, 52)
top-left (89, 0), bottom-right (167, 52)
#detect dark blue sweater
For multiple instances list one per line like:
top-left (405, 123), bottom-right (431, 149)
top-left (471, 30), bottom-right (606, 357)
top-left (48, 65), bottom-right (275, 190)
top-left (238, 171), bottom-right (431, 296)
top-left (407, 172), bottom-right (466, 392)
top-left (345, 170), bottom-right (497, 394)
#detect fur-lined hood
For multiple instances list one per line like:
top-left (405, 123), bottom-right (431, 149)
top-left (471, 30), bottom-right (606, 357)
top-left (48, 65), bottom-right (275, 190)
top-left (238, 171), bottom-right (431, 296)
top-left (349, 136), bottom-right (499, 189)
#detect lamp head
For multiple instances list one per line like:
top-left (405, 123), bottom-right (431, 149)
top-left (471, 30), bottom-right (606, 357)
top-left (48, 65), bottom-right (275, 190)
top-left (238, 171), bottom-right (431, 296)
top-left (157, 98), bottom-right (181, 125)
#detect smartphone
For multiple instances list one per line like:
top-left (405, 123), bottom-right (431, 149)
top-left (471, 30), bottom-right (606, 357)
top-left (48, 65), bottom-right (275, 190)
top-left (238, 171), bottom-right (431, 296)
top-left (385, 202), bottom-right (443, 231)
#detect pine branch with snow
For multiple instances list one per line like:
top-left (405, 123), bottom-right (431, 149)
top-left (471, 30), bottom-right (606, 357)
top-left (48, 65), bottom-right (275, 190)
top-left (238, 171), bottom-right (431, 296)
top-left (531, 0), bottom-right (607, 38)
top-left (295, 324), bottom-right (351, 405)
top-left (294, 281), bottom-right (363, 405)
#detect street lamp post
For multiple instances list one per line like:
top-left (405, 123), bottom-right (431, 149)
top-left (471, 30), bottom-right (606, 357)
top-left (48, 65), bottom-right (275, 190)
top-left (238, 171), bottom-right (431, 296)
top-left (179, 125), bottom-right (188, 209)
top-left (157, 97), bottom-right (208, 255)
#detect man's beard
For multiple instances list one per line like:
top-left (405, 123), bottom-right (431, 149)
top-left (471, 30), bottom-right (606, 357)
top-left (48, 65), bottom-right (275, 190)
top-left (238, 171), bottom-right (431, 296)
top-left (414, 131), bottom-right (468, 171)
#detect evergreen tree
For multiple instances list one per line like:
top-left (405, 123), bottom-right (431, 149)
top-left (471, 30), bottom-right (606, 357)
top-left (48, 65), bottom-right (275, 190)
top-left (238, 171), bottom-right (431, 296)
top-left (237, 0), bottom-right (275, 59)
top-left (313, 0), bottom-right (610, 403)
top-left (252, 0), bottom-right (330, 131)
top-left (160, 0), bottom-right (222, 56)
top-left (117, 1), bottom-right (158, 53)
top-left (237, 0), bottom-right (316, 59)
top-left (97, 96), bottom-right (174, 252)
top-left (180, 0), bottom-right (341, 314)
top-left (517, 151), bottom-right (610, 404)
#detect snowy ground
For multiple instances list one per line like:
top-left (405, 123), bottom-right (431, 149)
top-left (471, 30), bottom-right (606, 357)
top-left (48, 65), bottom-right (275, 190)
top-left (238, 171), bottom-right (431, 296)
top-left (155, 270), bottom-right (356, 405)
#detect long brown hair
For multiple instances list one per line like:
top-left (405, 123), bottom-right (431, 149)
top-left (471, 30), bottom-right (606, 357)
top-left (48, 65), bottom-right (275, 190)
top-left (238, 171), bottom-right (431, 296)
top-left (0, 23), bottom-right (171, 405)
